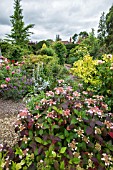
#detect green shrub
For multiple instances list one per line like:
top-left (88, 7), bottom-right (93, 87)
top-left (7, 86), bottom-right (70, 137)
top-left (37, 43), bottom-right (55, 56)
top-left (53, 41), bottom-right (67, 65)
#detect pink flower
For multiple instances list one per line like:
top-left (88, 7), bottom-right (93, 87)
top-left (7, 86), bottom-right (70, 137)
top-left (0, 84), bottom-right (7, 88)
top-left (57, 79), bottom-right (64, 84)
top-left (46, 91), bottom-right (54, 97)
top-left (6, 65), bottom-right (10, 70)
top-left (12, 71), bottom-right (15, 74)
top-left (5, 77), bottom-right (11, 82)
top-left (63, 109), bottom-right (71, 117)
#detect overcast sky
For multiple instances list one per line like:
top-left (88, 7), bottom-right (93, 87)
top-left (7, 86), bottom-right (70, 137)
top-left (0, 0), bottom-right (113, 42)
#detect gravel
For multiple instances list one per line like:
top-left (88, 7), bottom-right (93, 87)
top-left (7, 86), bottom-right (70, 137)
top-left (0, 98), bottom-right (26, 147)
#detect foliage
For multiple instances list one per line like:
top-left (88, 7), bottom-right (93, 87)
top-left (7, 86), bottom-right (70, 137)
top-left (6, 0), bottom-right (34, 46)
top-left (37, 43), bottom-right (55, 56)
top-left (71, 54), bottom-right (113, 110)
top-left (81, 29), bottom-right (100, 59)
top-left (53, 41), bottom-right (67, 65)
top-left (72, 33), bottom-right (78, 43)
top-left (0, 60), bottom-right (34, 100)
top-left (68, 44), bottom-right (89, 64)
top-left (97, 12), bottom-right (106, 46)
top-left (79, 31), bottom-right (89, 39)
top-left (106, 5), bottom-right (113, 53)
top-left (0, 81), bottom-right (113, 169)
top-left (71, 55), bottom-right (98, 85)
top-left (65, 44), bottom-right (78, 63)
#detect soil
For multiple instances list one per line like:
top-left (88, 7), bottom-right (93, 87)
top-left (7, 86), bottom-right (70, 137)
top-left (0, 98), bottom-right (26, 147)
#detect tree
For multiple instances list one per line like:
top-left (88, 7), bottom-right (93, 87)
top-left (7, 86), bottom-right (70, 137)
top-left (53, 41), bottom-right (67, 65)
top-left (6, 0), bottom-right (34, 46)
top-left (97, 12), bottom-right (106, 45)
top-left (79, 31), bottom-right (88, 39)
top-left (72, 33), bottom-right (78, 43)
top-left (106, 5), bottom-right (113, 52)
top-left (81, 29), bottom-right (100, 59)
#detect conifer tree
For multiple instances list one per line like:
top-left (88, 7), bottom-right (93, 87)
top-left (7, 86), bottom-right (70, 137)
top-left (106, 5), bottom-right (113, 52)
top-left (97, 12), bottom-right (106, 45)
top-left (6, 0), bottom-right (34, 45)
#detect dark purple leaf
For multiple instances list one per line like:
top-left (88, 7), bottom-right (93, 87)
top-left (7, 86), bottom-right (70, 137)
top-left (7, 148), bottom-right (14, 160)
top-left (94, 134), bottom-right (103, 143)
top-left (54, 161), bottom-right (59, 170)
top-left (67, 149), bottom-right (73, 158)
top-left (28, 163), bottom-right (36, 170)
top-left (29, 141), bottom-right (37, 151)
top-left (90, 121), bottom-right (95, 128)
top-left (86, 126), bottom-right (93, 135)
top-left (88, 142), bottom-right (94, 148)
top-left (38, 146), bottom-right (43, 155)
top-left (96, 121), bottom-right (103, 126)
top-left (61, 102), bottom-right (69, 110)
top-left (43, 135), bottom-right (49, 140)
top-left (91, 157), bottom-right (99, 166)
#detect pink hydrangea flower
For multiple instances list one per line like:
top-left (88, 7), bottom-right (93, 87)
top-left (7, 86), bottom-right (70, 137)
top-left (5, 77), bottom-right (11, 82)
top-left (6, 65), bottom-right (10, 70)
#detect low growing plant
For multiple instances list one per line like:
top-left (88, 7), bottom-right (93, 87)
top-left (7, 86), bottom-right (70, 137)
top-left (0, 80), bottom-right (113, 170)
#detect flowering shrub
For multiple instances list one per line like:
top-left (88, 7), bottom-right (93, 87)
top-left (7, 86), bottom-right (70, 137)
top-left (0, 81), bottom-right (113, 169)
top-left (0, 59), bottom-right (34, 100)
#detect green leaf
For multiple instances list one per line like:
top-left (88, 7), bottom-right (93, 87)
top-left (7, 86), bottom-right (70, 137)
top-left (60, 161), bottom-right (65, 170)
top-left (70, 157), bottom-right (80, 164)
top-left (71, 117), bottom-right (78, 124)
top-left (52, 125), bottom-right (59, 129)
top-left (60, 147), bottom-right (67, 154)
top-left (15, 148), bottom-right (23, 156)
top-left (59, 134), bottom-right (65, 139)
top-left (66, 137), bottom-right (71, 143)
top-left (16, 163), bottom-right (22, 170)
top-left (52, 151), bottom-right (56, 158)
top-left (64, 129), bottom-right (69, 137)
top-left (39, 129), bottom-right (43, 135)
top-left (35, 137), bottom-right (43, 144)
top-left (34, 148), bottom-right (38, 156)
top-left (29, 130), bottom-right (33, 139)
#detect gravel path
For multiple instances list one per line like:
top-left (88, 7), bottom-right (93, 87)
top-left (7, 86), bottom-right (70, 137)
top-left (0, 98), bottom-right (26, 147)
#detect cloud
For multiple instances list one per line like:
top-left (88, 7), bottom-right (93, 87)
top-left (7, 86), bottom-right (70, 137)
top-left (0, 0), bottom-right (113, 42)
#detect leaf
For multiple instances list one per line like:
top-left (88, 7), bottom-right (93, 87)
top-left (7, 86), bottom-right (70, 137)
top-left (64, 129), bottom-right (69, 137)
top-left (52, 125), bottom-right (59, 129)
top-left (90, 121), bottom-right (95, 128)
top-left (72, 157), bottom-right (80, 164)
top-left (96, 121), bottom-right (103, 126)
top-left (86, 126), bottom-right (93, 135)
top-left (71, 117), bottom-right (78, 124)
top-left (29, 130), bottom-right (33, 139)
top-left (60, 161), bottom-right (65, 170)
top-left (39, 129), bottom-right (43, 135)
top-left (59, 134), bottom-right (65, 139)
top-left (60, 147), bottom-right (67, 154)
top-left (54, 161), bottom-right (59, 170)
top-left (108, 132), bottom-right (113, 138)
top-left (35, 137), bottom-right (43, 144)
top-left (34, 148), bottom-right (38, 156)
top-left (52, 151), bottom-right (56, 157)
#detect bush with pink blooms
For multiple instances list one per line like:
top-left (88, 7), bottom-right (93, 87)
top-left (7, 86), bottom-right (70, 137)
top-left (0, 81), bottom-right (113, 170)
top-left (0, 58), bottom-right (34, 100)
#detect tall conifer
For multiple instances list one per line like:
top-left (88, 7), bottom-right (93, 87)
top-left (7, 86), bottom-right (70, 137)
top-left (6, 0), bottom-right (34, 45)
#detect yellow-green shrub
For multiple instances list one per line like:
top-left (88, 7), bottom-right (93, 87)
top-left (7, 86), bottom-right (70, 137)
top-left (71, 55), bottom-right (100, 85)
